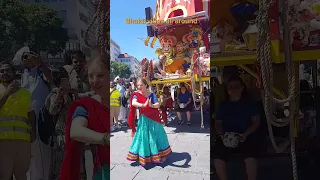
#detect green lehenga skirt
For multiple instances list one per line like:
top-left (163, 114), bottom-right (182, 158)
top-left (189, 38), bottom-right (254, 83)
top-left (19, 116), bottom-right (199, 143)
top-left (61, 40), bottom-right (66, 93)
top-left (93, 164), bottom-right (109, 180)
top-left (127, 115), bottom-right (172, 166)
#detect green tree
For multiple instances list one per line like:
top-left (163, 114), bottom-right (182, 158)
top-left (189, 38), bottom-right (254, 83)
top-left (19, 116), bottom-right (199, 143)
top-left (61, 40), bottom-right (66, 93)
top-left (0, 0), bottom-right (69, 60)
top-left (110, 60), bottom-right (132, 80)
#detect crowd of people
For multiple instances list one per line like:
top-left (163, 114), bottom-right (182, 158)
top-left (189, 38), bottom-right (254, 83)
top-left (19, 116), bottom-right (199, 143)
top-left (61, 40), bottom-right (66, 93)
top-left (0, 48), bottom-right (109, 180)
top-left (110, 77), bottom-right (200, 131)
top-left (0, 46), bottom-right (211, 180)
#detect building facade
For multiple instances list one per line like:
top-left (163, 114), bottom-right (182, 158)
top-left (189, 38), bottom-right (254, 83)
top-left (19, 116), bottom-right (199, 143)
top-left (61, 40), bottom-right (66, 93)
top-left (117, 53), bottom-right (140, 77)
top-left (110, 39), bottom-right (121, 61)
top-left (24, 0), bottom-right (98, 64)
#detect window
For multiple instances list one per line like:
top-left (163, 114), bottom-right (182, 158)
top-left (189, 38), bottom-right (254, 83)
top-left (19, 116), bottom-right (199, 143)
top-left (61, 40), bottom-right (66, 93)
top-left (79, 12), bottom-right (88, 24)
top-left (59, 10), bottom-right (68, 22)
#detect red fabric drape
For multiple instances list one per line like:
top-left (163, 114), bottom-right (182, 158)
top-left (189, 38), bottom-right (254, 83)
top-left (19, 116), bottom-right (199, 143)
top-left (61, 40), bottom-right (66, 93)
top-left (128, 92), bottom-right (161, 133)
top-left (59, 98), bottom-right (110, 180)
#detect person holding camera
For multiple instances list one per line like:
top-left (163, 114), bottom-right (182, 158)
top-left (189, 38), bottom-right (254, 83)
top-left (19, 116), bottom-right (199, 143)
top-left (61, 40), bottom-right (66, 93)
top-left (63, 51), bottom-right (92, 99)
top-left (0, 62), bottom-right (36, 180)
top-left (42, 67), bottom-right (73, 180)
top-left (12, 47), bottom-right (53, 180)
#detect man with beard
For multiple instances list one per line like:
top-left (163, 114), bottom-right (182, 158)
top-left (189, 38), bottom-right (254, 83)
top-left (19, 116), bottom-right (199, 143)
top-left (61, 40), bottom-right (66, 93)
top-left (63, 51), bottom-right (95, 179)
top-left (0, 62), bottom-right (36, 180)
top-left (63, 51), bottom-right (91, 98)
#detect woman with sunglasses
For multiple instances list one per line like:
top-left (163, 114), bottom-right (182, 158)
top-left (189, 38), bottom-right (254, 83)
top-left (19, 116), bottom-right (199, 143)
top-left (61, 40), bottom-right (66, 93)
top-left (213, 76), bottom-right (260, 180)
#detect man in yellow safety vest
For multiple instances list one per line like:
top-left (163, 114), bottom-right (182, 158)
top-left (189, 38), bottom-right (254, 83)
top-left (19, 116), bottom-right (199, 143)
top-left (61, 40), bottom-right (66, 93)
top-left (110, 82), bottom-right (121, 131)
top-left (0, 62), bottom-right (36, 180)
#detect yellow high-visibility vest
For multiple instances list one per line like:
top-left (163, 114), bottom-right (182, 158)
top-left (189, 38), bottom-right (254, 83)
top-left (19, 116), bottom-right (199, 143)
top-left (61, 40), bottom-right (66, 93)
top-left (110, 88), bottom-right (120, 107)
top-left (0, 86), bottom-right (32, 141)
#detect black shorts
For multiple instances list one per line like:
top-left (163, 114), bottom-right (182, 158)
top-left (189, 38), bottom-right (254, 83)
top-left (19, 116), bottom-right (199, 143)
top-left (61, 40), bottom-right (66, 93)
top-left (176, 103), bottom-right (193, 112)
top-left (212, 135), bottom-right (258, 161)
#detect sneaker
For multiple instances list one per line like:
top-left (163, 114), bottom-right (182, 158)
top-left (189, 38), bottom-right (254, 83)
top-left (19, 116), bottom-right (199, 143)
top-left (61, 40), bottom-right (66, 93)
top-left (111, 126), bottom-right (115, 131)
top-left (187, 122), bottom-right (191, 126)
top-left (178, 120), bottom-right (184, 125)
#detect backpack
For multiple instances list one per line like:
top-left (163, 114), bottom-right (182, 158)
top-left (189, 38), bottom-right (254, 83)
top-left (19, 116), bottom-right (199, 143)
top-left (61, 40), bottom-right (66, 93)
top-left (38, 100), bottom-right (63, 146)
top-left (121, 96), bottom-right (128, 107)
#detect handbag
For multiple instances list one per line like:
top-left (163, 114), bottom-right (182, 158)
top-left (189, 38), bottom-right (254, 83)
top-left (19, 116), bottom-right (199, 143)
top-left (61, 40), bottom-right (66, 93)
top-left (222, 132), bottom-right (243, 148)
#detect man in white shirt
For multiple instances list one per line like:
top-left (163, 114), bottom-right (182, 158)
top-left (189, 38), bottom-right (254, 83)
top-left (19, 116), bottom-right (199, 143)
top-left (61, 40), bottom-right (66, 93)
top-left (116, 78), bottom-right (127, 123)
top-left (12, 47), bottom-right (53, 180)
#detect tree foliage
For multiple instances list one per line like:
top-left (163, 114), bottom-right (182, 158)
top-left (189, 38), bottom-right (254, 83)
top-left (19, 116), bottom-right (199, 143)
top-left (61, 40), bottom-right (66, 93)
top-left (0, 0), bottom-right (69, 60)
top-left (110, 60), bottom-right (132, 80)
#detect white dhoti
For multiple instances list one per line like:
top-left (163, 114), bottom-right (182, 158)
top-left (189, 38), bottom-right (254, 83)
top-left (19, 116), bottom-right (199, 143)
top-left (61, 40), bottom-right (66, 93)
top-left (84, 149), bottom-right (94, 180)
top-left (27, 139), bottom-right (51, 180)
top-left (118, 105), bottom-right (127, 122)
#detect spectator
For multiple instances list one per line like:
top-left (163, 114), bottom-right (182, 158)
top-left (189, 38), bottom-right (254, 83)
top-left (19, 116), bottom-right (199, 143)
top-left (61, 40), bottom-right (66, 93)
top-left (116, 78), bottom-right (126, 123)
top-left (110, 82), bottom-right (121, 131)
top-left (0, 62), bottom-right (36, 180)
top-left (176, 85), bottom-right (193, 126)
top-left (160, 86), bottom-right (173, 126)
top-left (44, 67), bottom-right (73, 180)
top-left (213, 76), bottom-right (260, 180)
top-left (63, 51), bottom-right (92, 99)
top-left (12, 47), bottom-right (52, 180)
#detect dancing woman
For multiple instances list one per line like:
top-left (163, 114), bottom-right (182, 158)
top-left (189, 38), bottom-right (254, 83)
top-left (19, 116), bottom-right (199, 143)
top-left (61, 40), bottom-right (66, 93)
top-left (59, 57), bottom-right (110, 180)
top-left (127, 78), bottom-right (172, 166)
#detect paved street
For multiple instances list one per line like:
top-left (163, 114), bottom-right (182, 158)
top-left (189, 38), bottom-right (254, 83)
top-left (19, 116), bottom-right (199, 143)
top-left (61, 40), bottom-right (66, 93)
top-left (110, 111), bottom-right (211, 180)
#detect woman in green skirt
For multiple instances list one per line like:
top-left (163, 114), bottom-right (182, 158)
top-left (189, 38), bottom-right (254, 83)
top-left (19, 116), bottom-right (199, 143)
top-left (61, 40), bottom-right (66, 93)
top-left (127, 78), bottom-right (172, 166)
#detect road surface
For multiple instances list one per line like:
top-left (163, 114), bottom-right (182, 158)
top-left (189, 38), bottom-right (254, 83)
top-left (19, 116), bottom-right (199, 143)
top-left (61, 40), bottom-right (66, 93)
top-left (110, 111), bottom-right (211, 180)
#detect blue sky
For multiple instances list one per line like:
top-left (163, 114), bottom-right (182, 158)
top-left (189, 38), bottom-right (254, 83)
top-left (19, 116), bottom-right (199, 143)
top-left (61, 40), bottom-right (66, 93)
top-left (110, 0), bottom-right (159, 61)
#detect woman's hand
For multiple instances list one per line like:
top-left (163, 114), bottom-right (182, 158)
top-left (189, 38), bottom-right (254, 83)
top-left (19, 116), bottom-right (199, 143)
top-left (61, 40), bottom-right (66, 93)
top-left (57, 87), bottom-right (64, 99)
top-left (148, 98), bottom-right (152, 107)
top-left (143, 98), bottom-right (150, 107)
top-left (240, 133), bottom-right (248, 142)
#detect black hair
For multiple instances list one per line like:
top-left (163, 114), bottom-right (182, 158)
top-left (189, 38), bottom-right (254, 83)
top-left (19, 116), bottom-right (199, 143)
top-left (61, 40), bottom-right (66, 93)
top-left (64, 50), bottom-right (74, 65)
top-left (226, 76), bottom-right (248, 100)
top-left (125, 83), bottom-right (130, 89)
top-left (130, 77), bottom-right (137, 82)
top-left (0, 61), bottom-right (15, 72)
top-left (51, 66), bottom-right (69, 88)
top-left (223, 66), bottom-right (240, 77)
top-left (71, 50), bottom-right (86, 61)
top-left (179, 84), bottom-right (189, 95)
top-left (226, 76), bottom-right (249, 100)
